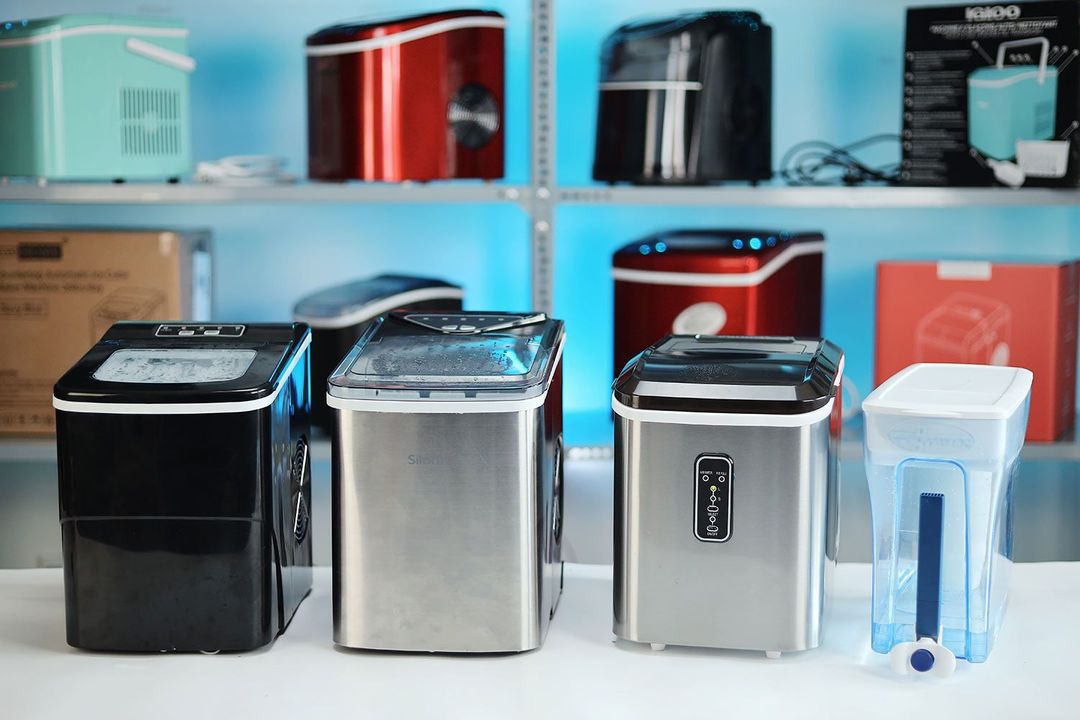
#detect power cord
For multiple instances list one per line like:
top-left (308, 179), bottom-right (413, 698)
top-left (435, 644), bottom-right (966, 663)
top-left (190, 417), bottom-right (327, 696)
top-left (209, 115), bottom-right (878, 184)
top-left (194, 155), bottom-right (297, 185)
top-left (779, 134), bottom-right (902, 186)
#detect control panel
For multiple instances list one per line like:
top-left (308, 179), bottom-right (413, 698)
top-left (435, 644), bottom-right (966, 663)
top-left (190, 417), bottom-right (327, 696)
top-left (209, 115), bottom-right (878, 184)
top-left (156, 324), bottom-right (245, 338)
top-left (694, 454), bottom-right (733, 542)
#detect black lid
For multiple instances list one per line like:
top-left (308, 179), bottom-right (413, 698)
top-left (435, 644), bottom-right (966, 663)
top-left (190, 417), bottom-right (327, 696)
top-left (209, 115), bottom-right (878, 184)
top-left (54, 322), bottom-right (310, 406)
top-left (614, 336), bottom-right (843, 415)
top-left (600, 11), bottom-right (768, 82)
top-left (292, 274), bottom-right (463, 328)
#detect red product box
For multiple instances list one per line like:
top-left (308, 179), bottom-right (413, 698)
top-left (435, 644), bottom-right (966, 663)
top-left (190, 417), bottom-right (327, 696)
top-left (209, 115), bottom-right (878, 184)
top-left (876, 259), bottom-right (1079, 441)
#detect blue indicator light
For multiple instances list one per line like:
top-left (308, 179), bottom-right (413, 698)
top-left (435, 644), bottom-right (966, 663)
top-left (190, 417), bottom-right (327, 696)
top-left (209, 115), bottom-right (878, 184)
top-left (749, 237), bottom-right (762, 250)
top-left (766, 236), bottom-right (777, 247)
top-left (732, 239), bottom-right (744, 250)
top-left (655, 241), bottom-right (667, 253)
top-left (4, 23), bottom-right (11, 29)
top-left (638, 244), bottom-right (651, 255)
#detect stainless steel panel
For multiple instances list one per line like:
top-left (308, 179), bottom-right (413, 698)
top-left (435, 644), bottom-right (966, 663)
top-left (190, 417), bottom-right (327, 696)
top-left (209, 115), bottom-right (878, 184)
top-left (614, 415), bottom-right (836, 653)
top-left (333, 395), bottom-right (561, 652)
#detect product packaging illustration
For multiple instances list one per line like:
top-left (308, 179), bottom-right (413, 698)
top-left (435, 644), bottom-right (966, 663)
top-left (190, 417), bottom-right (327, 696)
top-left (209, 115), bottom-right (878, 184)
top-left (0, 228), bottom-right (211, 435)
top-left (876, 259), bottom-right (1079, 441)
top-left (903, 1), bottom-right (1080, 187)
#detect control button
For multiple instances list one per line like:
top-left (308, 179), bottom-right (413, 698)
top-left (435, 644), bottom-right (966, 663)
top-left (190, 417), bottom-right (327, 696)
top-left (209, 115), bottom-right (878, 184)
top-left (709, 515), bottom-right (717, 523)
top-left (701, 475), bottom-right (709, 482)
top-left (707, 505), bottom-right (719, 513)
top-left (203, 329), bottom-right (219, 336)
top-left (709, 495), bottom-right (717, 503)
top-left (458, 324), bottom-right (476, 331)
top-left (178, 330), bottom-right (194, 336)
top-left (707, 525), bottom-right (719, 533)
top-left (441, 324), bottom-right (459, 331)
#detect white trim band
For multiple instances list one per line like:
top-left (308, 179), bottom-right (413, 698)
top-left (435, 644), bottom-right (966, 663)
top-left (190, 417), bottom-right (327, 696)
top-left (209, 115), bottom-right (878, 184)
top-left (294, 287), bottom-right (465, 330)
top-left (612, 240), bottom-right (824, 287)
top-left (612, 396), bottom-right (835, 427)
top-left (52, 333), bottom-right (311, 416)
top-left (0, 24), bottom-right (188, 48)
top-left (305, 16), bottom-right (505, 57)
top-left (125, 37), bottom-right (196, 72)
top-left (599, 81), bottom-right (703, 91)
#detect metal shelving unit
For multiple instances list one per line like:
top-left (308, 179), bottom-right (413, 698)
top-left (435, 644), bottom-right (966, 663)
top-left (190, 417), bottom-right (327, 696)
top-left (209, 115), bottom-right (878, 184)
top-left (557, 185), bottom-right (1080, 208)
top-left (5, 0), bottom-right (1080, 459)
top-left (4, 0), bottom-right (1080, 310)
top-left (0, 181), bottom-right (529, 207)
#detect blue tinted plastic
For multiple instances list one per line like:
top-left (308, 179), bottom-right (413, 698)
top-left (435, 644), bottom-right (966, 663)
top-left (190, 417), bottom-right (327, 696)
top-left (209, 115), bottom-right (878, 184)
top-left (867, 454), bottom-right (1019, 663)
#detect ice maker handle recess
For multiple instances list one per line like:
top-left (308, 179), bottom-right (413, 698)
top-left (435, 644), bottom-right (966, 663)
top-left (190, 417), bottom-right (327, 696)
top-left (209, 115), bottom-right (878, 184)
top-left (125, 38), bottom-right (197, 73)
top-left (995, 37), bottom-right (1050, 84)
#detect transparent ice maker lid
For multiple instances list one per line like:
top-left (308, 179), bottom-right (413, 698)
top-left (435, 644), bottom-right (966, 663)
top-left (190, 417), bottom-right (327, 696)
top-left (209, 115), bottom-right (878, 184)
top-left (328, 311), bottom-right (564, 402)
top-left (613, 335), bottom-right (843, 414)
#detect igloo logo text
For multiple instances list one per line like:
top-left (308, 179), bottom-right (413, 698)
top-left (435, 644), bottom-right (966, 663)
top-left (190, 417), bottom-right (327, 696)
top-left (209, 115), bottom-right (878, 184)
top-left (965, 5), bottom-right (1021, 21)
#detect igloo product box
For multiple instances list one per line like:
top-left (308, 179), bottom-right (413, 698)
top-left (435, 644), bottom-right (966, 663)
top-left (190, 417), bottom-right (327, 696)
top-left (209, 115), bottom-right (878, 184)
top-left (53, 322), bottom-right (313, 652)
top-left (903, 2), bottom-right (1080, 187)
top-left (875, 258), bottom-right (1078, 441)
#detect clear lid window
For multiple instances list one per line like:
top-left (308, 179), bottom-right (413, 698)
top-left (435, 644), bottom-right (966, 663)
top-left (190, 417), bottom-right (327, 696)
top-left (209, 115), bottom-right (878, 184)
top-left (348, 334), bottom-right (543, 385)
top-left (93, 349), bottom-right (257, 384)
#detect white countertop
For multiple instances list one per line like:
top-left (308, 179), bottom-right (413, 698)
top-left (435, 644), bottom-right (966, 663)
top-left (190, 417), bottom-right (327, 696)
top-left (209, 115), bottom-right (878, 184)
top-left (2, 563), bottom-right (1078, 719)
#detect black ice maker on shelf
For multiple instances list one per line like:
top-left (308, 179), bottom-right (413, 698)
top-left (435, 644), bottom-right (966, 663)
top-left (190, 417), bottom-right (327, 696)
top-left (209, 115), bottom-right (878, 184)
top-left (593, 10), bottom-right (772, 184)
top-left (52, 322), bottom-right (314, 652)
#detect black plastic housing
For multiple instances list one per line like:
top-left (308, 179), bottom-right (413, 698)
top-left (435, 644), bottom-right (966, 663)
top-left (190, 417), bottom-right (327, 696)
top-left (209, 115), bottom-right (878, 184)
top-left (593, 11), bottom-right (772, 184)
top-left (55, 322), bottom-right (313, 652)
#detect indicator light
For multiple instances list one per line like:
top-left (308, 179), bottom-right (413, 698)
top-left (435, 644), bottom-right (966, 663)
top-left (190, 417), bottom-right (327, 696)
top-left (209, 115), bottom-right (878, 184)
top-left (749, 237), bottom-right (762, 250)
top-left (732, 239), bottom-right (744, 250)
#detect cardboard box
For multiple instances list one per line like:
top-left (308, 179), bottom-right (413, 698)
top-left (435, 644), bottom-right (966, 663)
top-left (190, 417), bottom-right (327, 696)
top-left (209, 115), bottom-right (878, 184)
top-left (903, 1), bottom-right (1080, 187)
top-left (876, 259), bottom-right (1078, 441)
top-left (0, 228), bottom-right (211, 436)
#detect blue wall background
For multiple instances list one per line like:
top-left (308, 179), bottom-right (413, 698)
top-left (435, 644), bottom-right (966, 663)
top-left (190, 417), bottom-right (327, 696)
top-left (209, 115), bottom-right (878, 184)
top-left (3, 0), bottom-right (1079, 446)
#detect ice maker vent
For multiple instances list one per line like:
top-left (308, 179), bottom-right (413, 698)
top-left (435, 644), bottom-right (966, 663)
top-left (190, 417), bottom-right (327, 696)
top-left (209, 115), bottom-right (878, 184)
top-left (120, 87), bottom-right (183, 157)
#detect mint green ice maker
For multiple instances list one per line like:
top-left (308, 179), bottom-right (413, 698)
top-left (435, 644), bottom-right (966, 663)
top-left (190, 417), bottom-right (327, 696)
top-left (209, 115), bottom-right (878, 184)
top-left (0, 15), bottom-right (194, 181)
top-left (968, 38), bottom-right (1057, 161)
